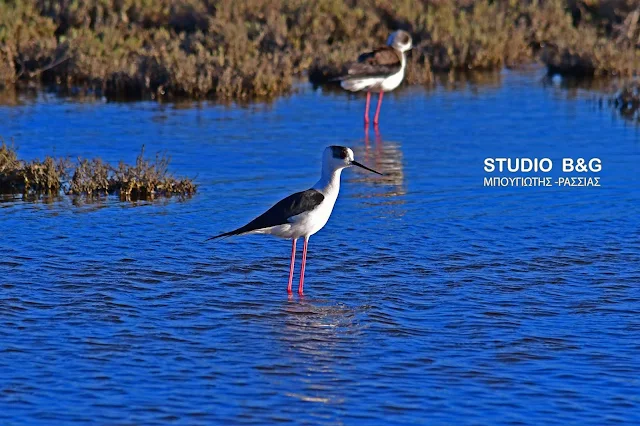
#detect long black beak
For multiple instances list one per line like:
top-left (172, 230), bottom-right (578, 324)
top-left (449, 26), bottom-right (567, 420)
top-left (351, 160), bottom-right (383, 175)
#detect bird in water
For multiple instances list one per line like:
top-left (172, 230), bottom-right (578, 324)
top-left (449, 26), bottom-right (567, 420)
top-left (337, 30), bottom-right (413, 126)
top-left (206, 146), bottom-right (382, 295)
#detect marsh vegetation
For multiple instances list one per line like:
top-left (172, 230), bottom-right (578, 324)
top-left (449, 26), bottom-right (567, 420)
top-left (0, 141), bottom-right (196, 200)
top-left (0, 0), bottom-right (638, 101)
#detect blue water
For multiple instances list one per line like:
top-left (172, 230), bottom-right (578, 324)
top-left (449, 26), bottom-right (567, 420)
top-left (1, 70), bottom-right (639, 425)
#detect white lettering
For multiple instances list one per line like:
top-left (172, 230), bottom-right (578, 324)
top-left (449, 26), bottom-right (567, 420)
top-left (589, 158), bottom-right (602, 172)
top-left (539, 158), bottom-right (552, 172)
top-left (563, 158), bottom-right (574, 172)
top-left (484, 158), bottom-right (495, 173)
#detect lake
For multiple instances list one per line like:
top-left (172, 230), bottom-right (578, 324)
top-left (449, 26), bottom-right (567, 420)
top-left (1, 70), bottom-right (639, 425)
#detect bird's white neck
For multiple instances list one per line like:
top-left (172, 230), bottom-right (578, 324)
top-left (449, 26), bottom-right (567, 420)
top-left (313, 166), bottom-right (343, 199)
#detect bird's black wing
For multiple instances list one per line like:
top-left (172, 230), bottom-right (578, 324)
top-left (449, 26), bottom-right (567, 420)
top-left (339, 46), bottom-right (402, 80)
top-left (206, 189), bottom-right (325, 240)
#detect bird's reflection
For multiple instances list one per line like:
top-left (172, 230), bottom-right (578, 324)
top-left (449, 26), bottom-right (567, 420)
top-left (281, 297), bottom-right (361, 346)
top-left (363, 124), bottom-right (381, 150)
top-left (350, 126), bottom-right (406, 197)
top-left (281, 297), bottom-right (362, 360)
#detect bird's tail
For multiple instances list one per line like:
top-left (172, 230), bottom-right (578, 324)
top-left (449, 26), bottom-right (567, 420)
top-left (203, 231), bottom-right (234, 242)
top-left (203, 224), bottom-right (255, 242)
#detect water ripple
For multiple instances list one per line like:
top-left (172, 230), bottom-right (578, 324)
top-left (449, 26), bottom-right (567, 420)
top-left (1, 74), bottom-right (640, 424)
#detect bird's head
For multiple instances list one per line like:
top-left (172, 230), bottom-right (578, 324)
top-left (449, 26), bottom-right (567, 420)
top-left (387, 30), bottom-right (412, 53)
top-left (323, 146), bottom-right (382, 175)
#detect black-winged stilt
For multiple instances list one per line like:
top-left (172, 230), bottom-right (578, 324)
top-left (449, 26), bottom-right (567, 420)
top-left (206, 146), bottom-right (382, 295)
top-left (337, 30), bottom-right (412, 126)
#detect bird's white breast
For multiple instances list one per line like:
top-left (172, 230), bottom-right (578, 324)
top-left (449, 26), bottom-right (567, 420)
top-left (380, 66), bottom-right (405, 91)
top-left (296, 192), bottom-right (338, 236)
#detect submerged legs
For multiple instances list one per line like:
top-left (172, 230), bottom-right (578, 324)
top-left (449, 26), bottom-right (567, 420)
top-left (287, 238), bottom-right (297, 294)
top-left (298, 237), bottom-right (309, 295)
top-left (374, 91), bottom-right (384, 125)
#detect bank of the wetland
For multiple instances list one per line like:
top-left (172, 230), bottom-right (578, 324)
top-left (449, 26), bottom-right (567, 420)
top-left (0, 1), bottom-right (638, 101)
top-left (0, 142), bottom-right (196, 200)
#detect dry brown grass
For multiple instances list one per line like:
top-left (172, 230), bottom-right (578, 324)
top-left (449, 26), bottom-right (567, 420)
top-left (0, 1), bottom-right (638, 99)
top-left (0, 142), bottom-right (196, 200)
top-left (70, 158), bottom-right (111, 196)
top-left (0, 140), bottom-right (66, 193)
top-left (111, 148), bottom-right (197, 200)
top-left (537, 0), bottom-right (640, 77)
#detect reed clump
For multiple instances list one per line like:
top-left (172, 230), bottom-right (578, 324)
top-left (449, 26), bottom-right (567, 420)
top-left (0, 141), bottom-right (67, 193)
top-left (0, 1), bottom-right (638, 100)
top-left (0, 142), bottom-right (196, 200)
top-left (111, 148), bottom-right (197, 199)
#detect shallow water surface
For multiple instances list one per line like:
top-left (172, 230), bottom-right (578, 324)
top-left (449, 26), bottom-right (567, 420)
top-left (1, 71), bottom-right (639, 425)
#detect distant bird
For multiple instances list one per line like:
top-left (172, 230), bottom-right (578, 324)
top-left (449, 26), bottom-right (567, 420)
top-left (338, 30), bottom-right (413, 126)
top-left (206, 146), bottom-right (382, 295)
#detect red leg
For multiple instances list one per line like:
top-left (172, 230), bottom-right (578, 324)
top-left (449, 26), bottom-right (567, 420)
top-left (364, 92), bottom-right (371, 124)
top-left (287, 239), bottom-right (297, 294)
top-left (374, 91), bottom-right (384, 125)
top-left (298, 237), bottom-right (309, 295)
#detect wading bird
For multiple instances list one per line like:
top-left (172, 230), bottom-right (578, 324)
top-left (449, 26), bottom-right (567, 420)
top-left (338, 30), bottom-right (412, 126)
top-left (206, 146), bottom-right (382, 295)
